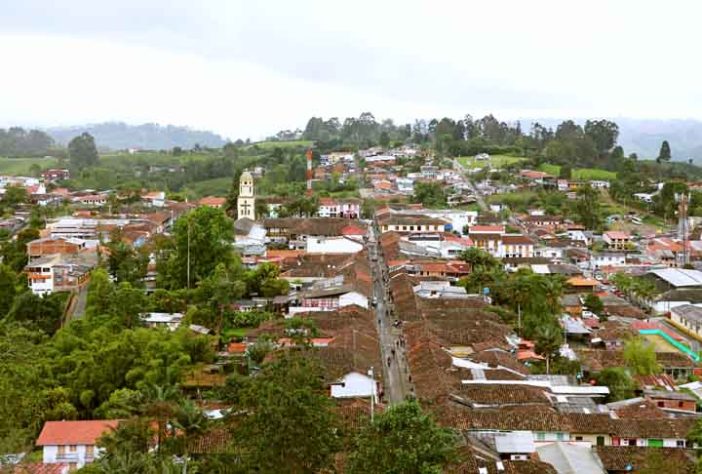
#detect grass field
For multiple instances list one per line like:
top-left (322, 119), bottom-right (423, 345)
top-left (185, 177), bottom-right (232, 197)
top-left (0, 156), bottom-right (59, 175)
top-left (457, 154), bottom-right (525, 169)
top-left (537, 163), bottom-right (617, 181)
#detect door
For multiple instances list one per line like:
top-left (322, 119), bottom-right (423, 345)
top-left (648, 439), bottom-right (663, 447)
top-left (596, 436), bottom-right (605, 446)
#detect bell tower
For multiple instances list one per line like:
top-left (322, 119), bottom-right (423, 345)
top-left (237, 170), bottom-right (256, 220)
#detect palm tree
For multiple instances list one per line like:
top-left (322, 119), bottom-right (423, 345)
top-left (534, 323), bottom-right (564, 375)
top-left (172, 400), bottom-right (210, 460)
top-left (142, 382), bottom-right (181, 452)
top-left (505, 273), bottom-right (535, 332)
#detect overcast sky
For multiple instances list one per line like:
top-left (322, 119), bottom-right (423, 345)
top-left (1, 0), bottom-right (701, 139)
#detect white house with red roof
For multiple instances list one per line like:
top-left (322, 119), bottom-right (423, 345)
top-left (36, 420), bottom-right (120, 470)
top-left (317, 197), bottom-right (361, 219)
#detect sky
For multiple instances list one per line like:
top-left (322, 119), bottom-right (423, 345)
top-left (1, 0), bottom-right (702, 140)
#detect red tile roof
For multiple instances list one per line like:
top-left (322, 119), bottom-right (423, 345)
top-left (604, 231), bottom-right (631, 240)
top-left (469, 225), bottom-right (505, 233)
top-left (36, 420), bottom-right (120, 446)
top-left (198, 196), bottom-right (227, 207)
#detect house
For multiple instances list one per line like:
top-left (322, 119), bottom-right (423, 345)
top-left (591, 252), bottom-right (627, 269)
top-left (73, 194), bottom-right (108, 207)
top-left (566, 276), bottom-right (599, 293)
top-left (25, 254), bottom-right (94, 295)
top-left (669, 304), bottom-right (702, 340)
top-left (643, 389), bottom-right (697, 413)
top-left (317, 197), bottom-right (361, 219)
top-left (603, 231), bottom-right (632, 250)
top-left (36, 420), bottom-right (120, 470)
top-left (289, 276), bottom-right (369, 315)
top-left (142, 191), bottom-right (166, 207)
top-left (395, 177), bottom-right (414, 194)
top-left (27, 237), bottom-right (86, 261)
top-left (501, 234), bottom-right (535, 259)
top-left (468, 225), bottom-right (505, 256)
top-left (413, 280), bottom-right (470, 299)
top-left (520, 214), bottom-right (563, 229)
top-left (377, 213), bottom-right (448, 234)
top-left (306, 236), bottom-right (364, 254)
top-left (42, 169), bottom-right (70, 183)
top-left (198, 196), bottom-right (227, 209)
top-left (141, 312), bottom-right (184, 330)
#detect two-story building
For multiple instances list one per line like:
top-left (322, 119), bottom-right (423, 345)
top-left (603, 231), bottom-right (632, 251)
top-left (36, 420), bottom-right (120, 470)
top-left (317, 197), bottom-right (361, 219)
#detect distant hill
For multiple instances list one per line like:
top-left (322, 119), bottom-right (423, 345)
top-left (615, 118), bottom-right (702, 162)
top-left (46, 122), bottom-right (228, 150)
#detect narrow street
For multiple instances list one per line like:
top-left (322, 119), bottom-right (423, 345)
top-left (453, 159), bottom-right (488, 212)
top-left (368, 224), bottom-right (412, 404)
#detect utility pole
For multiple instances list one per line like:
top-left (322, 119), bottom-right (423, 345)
top-left (187, 216), bottom-right (191, 289)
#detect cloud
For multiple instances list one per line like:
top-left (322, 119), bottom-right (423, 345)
top-left (2, 0), bottom-right (702, 137)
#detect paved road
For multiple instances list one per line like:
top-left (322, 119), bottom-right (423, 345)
top-left (67, 284), bottom-right (89, 320)
top-left (453, 159), bottom-right (488, 212)
top-left (368, 225), bottom-right (412, 404)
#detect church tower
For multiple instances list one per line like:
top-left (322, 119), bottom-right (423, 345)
top-left (237, 170), bottom-right (256, 220)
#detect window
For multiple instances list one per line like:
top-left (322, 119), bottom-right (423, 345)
top-left (678, 401), bottom-right (685, 408)
top-left (627, 439), bottom-right (636, 446)
top-left (575, 436), bottom-right (583, 441)
top-left (58, 445), bottom-right (66, 456)
top-left (657, 401), bottom-right (665, 407)
top-left (677, 440), bottom-right (686, 448)
top-left (535, 432), bottom-right (545, 441)
top-left (556, 433), bottom-right (566, 441)
top-left (69, 445), bottom-right (77, 452)
top-left (86, 445), bottom-right (94, 457)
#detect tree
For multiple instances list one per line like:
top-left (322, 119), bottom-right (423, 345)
top-left (68, 132), bottom-right (99, 170)
top-left (583, 293), bottom-right (604, 314)
top-left (347, 400), bottom-right (456, 474)
top-left (157, 207), bottom-right (238, 289)
top-left (584, 119), bottom-right (619, 156)
top-left (595, 368), bottom-right (635, 402)
top-left (459, 247), bottom-right (501, 273)
top-left (412, 182), bottom-right (446, 208)
top-left (5, 291), bottom-right (64, 335)
top-left (574, 183), bottom-right (601, 229)
top-left (2, 186), bottom-right (28, 207)
top-left (623, 336), bottom-right (660, 376)
top-left (106, 228), bottom-right (148, 285)
top-left (235, 350), bottom-right (341, 473)
top-left (0, 264), bottom-right (17, 316)
top-left (657, 140), bottom-right (672, 163)
top-left (379, 131), bottom-right (390, 148)
top-left (559, 164), bottom-right (572, 179)
top-left (534, 322), bottom-right (563, 375)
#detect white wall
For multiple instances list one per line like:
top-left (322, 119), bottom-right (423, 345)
top-left (43, 444), bottom-right (103, 468)
top-left (339, 292), bottom-right (369, 309)
top-left (330, 372), bottom-right (377, 398)
top-left (306, 237), bottom-right (363, 254)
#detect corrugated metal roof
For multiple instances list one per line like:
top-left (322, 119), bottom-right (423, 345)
top-left (536, 443), bottom-right (606, 474)
top-left (650, 268), bottom-right (702, 287)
